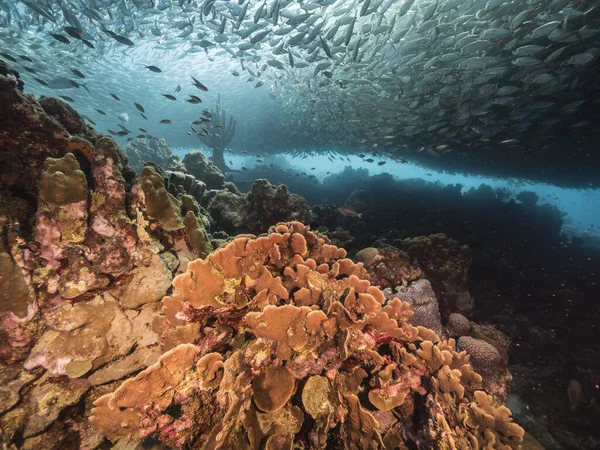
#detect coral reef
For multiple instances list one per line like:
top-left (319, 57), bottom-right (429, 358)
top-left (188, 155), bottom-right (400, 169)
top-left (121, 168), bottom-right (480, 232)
top-left (245, 179), bottom-right (312, 234)
top-left (183, 150), bottom-right (226, 190)
top-left (207, 179), bottom-right (312, 235)
top-left (356, 246), bottom-right (422, 289)
top-left (384, 279), bottom-right (443, 337)
top-left (90, 222), bottom-right (523, 449)
top-left (123, 136), bottom-right (184, 173)
top-left (0, 71), bottom-right (101, 229)
top-left (165, 170), bottom-right (207, 204)
top-left (0, 78), bottom-right (215, 448)
top-left (402, 234), bottom-right (474, 318)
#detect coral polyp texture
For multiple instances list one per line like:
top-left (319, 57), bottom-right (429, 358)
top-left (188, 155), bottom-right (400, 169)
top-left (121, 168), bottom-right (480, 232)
top-left (90, 222), bottom-right (523, 449)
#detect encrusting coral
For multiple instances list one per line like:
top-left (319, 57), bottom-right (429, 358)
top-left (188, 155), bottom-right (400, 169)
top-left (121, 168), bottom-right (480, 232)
top-left (0, 73), bottom-right (221, 449)
top-left (90, 222), bottom-right (524, 449)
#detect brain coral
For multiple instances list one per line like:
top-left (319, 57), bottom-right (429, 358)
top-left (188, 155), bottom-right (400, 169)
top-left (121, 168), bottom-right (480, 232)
top-left (90, 222), bottom-right (523, 449)
top-left (447, 313), bottom-right (472, 338)
top-left (457, 336), bottom-right (503, 376)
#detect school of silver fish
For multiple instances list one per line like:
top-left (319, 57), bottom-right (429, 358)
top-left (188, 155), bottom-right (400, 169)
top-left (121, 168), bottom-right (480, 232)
top-left (0, 0), bottom-right (599, 160)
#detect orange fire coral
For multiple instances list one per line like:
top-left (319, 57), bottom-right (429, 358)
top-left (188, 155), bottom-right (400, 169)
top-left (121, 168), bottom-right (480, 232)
top-left (90, 222), bottom-right (523, 449)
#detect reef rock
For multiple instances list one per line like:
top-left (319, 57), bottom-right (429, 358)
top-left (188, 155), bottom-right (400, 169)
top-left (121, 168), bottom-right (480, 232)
top-left (389, 279), bottom-right (443, 337)
top-left (0, 80), bottom-right (217, 449)
top-left (207, 179), bottom-right (312, 235)
top-left (244, 179), bottom-right (312, 234)
top-left (183, 151), bottom-right (225, 190)
top-left (356, 245), bottom-right (422, 289)
top-left (206, 189), bottom-right (247, 234)
top-left (0, 71), bottom-right (100, 229)
top-left (402, 233), bottom-right (474, 318)
top-left (123, 137), bottom-right (183, 173)
top-left (165, 170), bottom-right (207, 203)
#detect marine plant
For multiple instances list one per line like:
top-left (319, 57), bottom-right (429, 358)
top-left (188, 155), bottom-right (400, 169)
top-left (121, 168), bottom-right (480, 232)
top-left (90, 222), bottom-right (524, 449)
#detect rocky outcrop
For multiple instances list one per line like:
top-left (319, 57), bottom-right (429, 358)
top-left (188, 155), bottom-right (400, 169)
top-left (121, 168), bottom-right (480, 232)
top-left (207, 179), bottom-right (312, 235)
top-left (0, 73), bottom-right (214, 449)
top-left (123, 137), bottom-right (184, 173)
top-left (183, 151), bottom-right (225, 190)
top-left (165, 170), bottom-right (207, 204)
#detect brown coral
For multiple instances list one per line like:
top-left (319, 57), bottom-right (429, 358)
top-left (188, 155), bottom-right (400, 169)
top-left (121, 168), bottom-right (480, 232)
top-left (252, 366), bottom-right (296, 413)
top-left (447, 312), bottom-right (471, 337)
top-left (88, 222), bottom-right (523, 449)
top-left (457, 336), bottom-right (503, 376)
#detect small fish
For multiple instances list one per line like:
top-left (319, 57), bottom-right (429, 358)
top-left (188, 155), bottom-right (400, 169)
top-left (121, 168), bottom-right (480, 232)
top-left (173, 85), bottom-right (181, 94)
top-left (110, 93), bottom-right (120, 101)
top-left (19, 55), bottom-right (33, 62)
top-left (71, 68), bottom-right (85, 79)
top-left (113, 34), bottom-right (134, 46)
top-left (242, 166), bottom-right (248, 171)
top-left (365, 158), bottom-right (374, 163)
top-left (145, 65), bottom-right (162, 73)
top-left (162, 94), bottom-right (177, 100)
top-left (139, 128), bottom-right (148, 132)
top-left (63, 26), bottom-right (82, 40)
top-left (116, 130), bottom-right (129, 136)
top-left (0, 52), bottom-right (17, 62)
top-left (160, 119), bottom-right (172, 124)
top-left (191, 75), bottom-right (208, 91)
top-left (134, 102), bottom-right (145, 113)
top-left (139, 113), bottom-right (148, 120)
top-left (95, 109), bottom-right (107, 115)
top-left (377, 161), bottom-right (386, 166)
top-left (23, 67), bottom-right (36, 74)
top-left (50, 33), bottom-right (71, 44)
top-left (214, 125), bottom-right (224, 129)
top-left (337, 206), bottom-right (362, 218)
top-left (59, 95), bottom-right (74, 102)
top-left (186, 95), bottom-right (202, 104)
